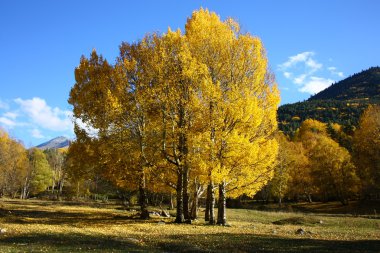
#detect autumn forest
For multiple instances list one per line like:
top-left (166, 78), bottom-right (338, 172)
top-left (0, 8), bottom-right (379, 252)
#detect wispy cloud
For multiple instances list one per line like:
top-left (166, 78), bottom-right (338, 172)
top-left (278, 51), bottom-right (340, 94)
top-left (328, 67), bottom-right (344, 78)
top-left (279, 51), bottom-right (315, 69)
top-left (31, 128), bottom-right (44, 139)
top-left (0, 117), bottom-right (16, 128)
top-left (3, 112), bottom-right (18, 119)
top-left (299, 76), bottom-right (334, 94)
top-left (14, 97), bottom-right (72, 132)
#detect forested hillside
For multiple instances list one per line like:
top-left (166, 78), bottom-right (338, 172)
top-left (278, 67), bottom-right (380, 135)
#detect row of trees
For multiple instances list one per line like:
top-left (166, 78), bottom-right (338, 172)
top-left (68, 9), bottom-right (280, 224)
top-left (0, 130), bottom-right (66, 199)
top-left (269, 105), bottom-right (380, 205)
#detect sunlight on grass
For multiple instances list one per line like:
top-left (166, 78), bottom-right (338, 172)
top-left (0, 200), bottom-right (379, 252)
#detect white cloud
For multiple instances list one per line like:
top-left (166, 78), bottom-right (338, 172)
top-left (75, 117), bottom-right (99, 137)
top-left (278, 51), bottom-right (340, 94)
top-left (0, 117), bottom-right (16, 127)
top-left (279, 51), bottom-right (315, 69)
top-left (328, 66), bottom-right (344, 78)
top-left (305, 58), bottom-right (322, 72)
top-left (294, 74), bottom-right (307, 85)
top-left (283, 72), bottom-right (292, 78)
top-left (31, 128), bottom-right (44, 139)
top-left (327, 67), bottom-right (336, 71)
top-left (3, 112), bottom-right (18, 119)
top-left (14, 97), bottom-right (72, 132)
top-left (299, 76), bottom-right (334, 94)
top-left (279, 51), bottom-right (322, 74)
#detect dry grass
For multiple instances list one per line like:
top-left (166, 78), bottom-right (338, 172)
top-left (0, 199), bottom-right (379, 252)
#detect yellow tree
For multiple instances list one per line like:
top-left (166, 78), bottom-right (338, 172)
top-left (296, 119), bottom-right (359, 204)
top-left (69, 46), bottom-right (160, 218)
top-left (109, 36), bottom-right (167, 218)
top-left (151, 29), bottom-right (209, 223)
top-left (0, 129), bottom-right (28, 198)
top-left (270, 133), bottom-right (297, 206)
top-left (353, 105), bottom-right (380, 198)
top-left (185, 9), bottom-right (280, 225)
top-left (65, 125), bottom-right (102, 198)
top-left (284, 141), bottom-right (312, 202)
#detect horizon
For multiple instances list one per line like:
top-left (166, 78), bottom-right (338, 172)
top-left (1, 1), bottom-right (379, 147)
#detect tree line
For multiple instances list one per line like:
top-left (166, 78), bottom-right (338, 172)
top-left (0, 131), bottom-right (66, 199)
top-left (268, 105), bottom-right (380, 205)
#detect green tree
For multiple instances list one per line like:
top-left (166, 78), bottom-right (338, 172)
top-left (44, 148), bottom-right (66, 197)
top-left (22, 148), bottom-right (52, 198)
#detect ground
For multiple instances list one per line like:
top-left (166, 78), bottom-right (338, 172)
top-left (0, 199), bottom-right (379, 252)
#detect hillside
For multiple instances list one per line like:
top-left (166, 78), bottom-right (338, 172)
top-left (36, 136), bottom-right (70, 150)
top-left (309, 66), bottom-right (380, 102)
top-left (278, 67), bottom-right (380, 135)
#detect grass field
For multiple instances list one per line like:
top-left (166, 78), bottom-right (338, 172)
top-left (0, 199), bottom-right (379, 252)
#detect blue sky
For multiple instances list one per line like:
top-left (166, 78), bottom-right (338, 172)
top-left (0, 0), bottom-right (379, 147)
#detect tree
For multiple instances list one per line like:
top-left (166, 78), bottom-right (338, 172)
top-left (44, 148), bottom-right (66, 198)
top-left (151, 29), bottom-right (209, 223)
top-left (185, 9), bottom-right (280, 225)
top-left (353, 105), bottom-right (380, 198)
top-left (285, 141), bottom-right (312, 202)
top-left (68, 9), bottom-right (279, 225)
top-left (296, 119), bottom-right (358, 205)
top-left (22, 148), bottom-right (52, 198)
top-left (0, 129), bottom-right (28, 198)
top-left (270, 133), bottom-right (295, 206)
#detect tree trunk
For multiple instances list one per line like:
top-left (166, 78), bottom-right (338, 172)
top-left (76, 181), bottom-right (80, 199)
top-left (306, 193), bottom-right (312, 203)
top-left (139, 168), bottom-right (149, 219)
top-left (209, 181), bottom-right (216, 225)
top-left (169, 192), bottom-right (174, 210)
top-left (217, 181), bottom-right (227, 225)
top-left (205, 183), bottom-right (211, 221)
top-left (182, 167), bottom-right (190, 221)
top-left (191, 190), bottom-right (199, 220)
top-left (175, 171), bottom-right (185, 223)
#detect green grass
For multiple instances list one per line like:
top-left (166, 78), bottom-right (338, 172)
top-left (0, 199), bottom-right (379, 252)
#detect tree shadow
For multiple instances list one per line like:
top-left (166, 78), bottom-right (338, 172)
top-left (156, 233), bottom-right (380, 253)
top-left (1, 206), bottom-right (149, 227)
top-left (0, 233), bottom-right (149, 252)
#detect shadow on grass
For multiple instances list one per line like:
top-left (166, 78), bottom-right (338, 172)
top-left (156, 233), bottom-right (380, 253)
top-left (1, 206), bottom-right (149, 227)
top-left (1, 232), bottom-right (378, 253)
top-left (0, 233), bottom-right (149, 252)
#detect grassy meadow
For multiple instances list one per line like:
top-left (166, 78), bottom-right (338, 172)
top-left (0, 199), bottom-right (379, 252)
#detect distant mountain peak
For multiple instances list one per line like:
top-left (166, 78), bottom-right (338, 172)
top-left (36, 136), bottom-right (70, 150)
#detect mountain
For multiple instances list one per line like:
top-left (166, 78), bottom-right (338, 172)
top-left (309, 66), bottom-right (380, 102)
top-left (36, 136), bottom-right (70, 150)
top-left (278, 67), bottom-right (380, 135)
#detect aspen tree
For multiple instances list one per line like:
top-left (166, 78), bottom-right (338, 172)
top-left (185, 9), bottom-right (280, 225)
